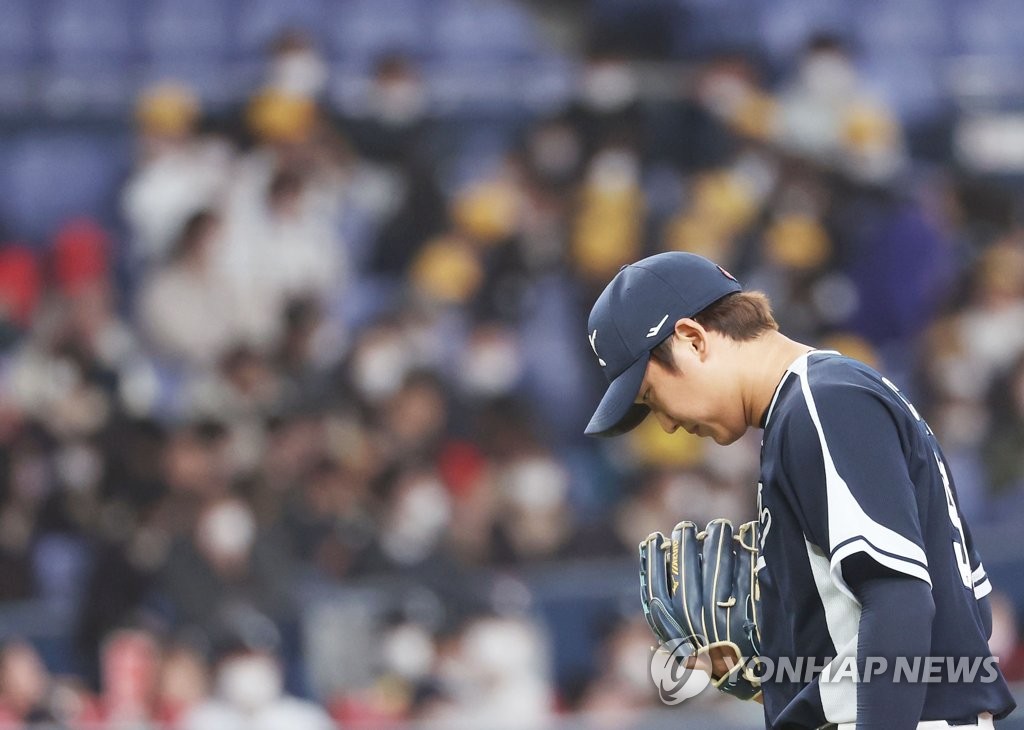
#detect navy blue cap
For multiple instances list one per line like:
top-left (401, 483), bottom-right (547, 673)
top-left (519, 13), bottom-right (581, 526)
top-left (584, 252), bottom-right (742, 437)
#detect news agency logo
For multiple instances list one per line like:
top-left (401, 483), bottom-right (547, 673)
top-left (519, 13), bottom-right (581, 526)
top-left (649, 650), bottom-right (1001, 705)
top-left (649, 638), bottom-right (710, 705)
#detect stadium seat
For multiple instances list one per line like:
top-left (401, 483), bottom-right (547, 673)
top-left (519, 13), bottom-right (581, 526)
top-left (756, 0), bottom-right (851, 61)
top-left (138, 58), bottom-right (234, 108)
top-left (429, 0), bottom-right (539, 62)
top-left (952, 0), bottom-right (1024, 56)
top-left (861, 53), bottom-right (947, 124)
top-left (672, 0), bottom-right (762, 59)
top-left (0, 133), bottom-right (129, 243)
top-left (41, 0), bottom-right (135, 64)
top-left (328, 0), bottom-right (429, 63)
top-left (0, 0), bottom-right (35, 69)
top-left (36, 62), bottom-right (133, 117)
top-left (140, 0), bottom-right (230, 62)
top-left (852, 0), bottom-right (949, 55)
top-left (229, 0), bottom-right (328, 60)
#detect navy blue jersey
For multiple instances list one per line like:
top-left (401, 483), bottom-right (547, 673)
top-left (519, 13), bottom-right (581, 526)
top-left (757, 351), bottom-right (1015, 729)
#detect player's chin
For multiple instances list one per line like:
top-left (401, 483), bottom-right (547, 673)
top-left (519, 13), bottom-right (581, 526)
top-left (711, 429), bottom-right (744, 446)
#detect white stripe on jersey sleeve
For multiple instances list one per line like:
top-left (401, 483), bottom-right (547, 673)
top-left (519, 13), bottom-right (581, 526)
top-left (974, 578), bottom-right (993, 599)
top-left (971, 562), bottom-right (992, 599)
top-left (805, 538), bottom-right (859, 725)
top-left (791, 356), bottom-right (932, 603)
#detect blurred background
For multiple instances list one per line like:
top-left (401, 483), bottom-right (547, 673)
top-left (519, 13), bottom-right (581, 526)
top-left (1, 0), bottom-right (1024, 728)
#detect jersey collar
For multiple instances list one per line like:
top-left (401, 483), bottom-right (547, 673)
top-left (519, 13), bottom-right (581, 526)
top-left (761, 349), bottom-right (840, 428)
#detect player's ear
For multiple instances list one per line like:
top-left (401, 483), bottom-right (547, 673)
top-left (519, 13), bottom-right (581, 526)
top-left (673, 318), bottom-right (707, 358)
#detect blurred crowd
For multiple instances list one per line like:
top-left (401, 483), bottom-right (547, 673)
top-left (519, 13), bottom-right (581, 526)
top-left (1, 12), bottom-right (1024, 729)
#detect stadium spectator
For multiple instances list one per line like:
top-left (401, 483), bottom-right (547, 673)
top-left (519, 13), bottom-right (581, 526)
top-left (122, 84), bottom-right (234, 266)
top-left (138, 210), bottom-right (240, 366)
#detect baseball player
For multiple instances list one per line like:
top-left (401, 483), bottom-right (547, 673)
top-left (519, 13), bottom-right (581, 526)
top-left (585, 252), bottom-right (1016, 729)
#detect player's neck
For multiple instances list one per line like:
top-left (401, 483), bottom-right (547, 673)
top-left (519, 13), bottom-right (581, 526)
top-left (741, 331), bottom-right (814, 429)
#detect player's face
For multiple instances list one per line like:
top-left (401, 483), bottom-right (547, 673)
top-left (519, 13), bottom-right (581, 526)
top-left (636, 328), bottom-right (748, 445)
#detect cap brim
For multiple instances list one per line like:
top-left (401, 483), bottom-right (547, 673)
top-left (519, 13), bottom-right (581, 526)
top-left (585, 353), bottom-right (652, 437)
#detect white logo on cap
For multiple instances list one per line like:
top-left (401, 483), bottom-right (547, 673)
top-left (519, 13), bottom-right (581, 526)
top-left (589, 330), bottom-right (607, 367)
top-left (646, 314), bottom-right (670, 338)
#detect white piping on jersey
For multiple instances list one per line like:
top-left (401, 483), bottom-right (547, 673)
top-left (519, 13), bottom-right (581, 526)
top-left (974, 578), bottom-right (993, 599)
top-left (788, 354), bottom-right (932, 604)
top-left (972, 565), bottom-right (993, 599)
top-left (805, 538), bottom-right (860, 724)
top-left (762, 350), bottom-right (840, 428)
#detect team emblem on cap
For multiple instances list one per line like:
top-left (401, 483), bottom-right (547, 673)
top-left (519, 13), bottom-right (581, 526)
top-left (589, 330), bottom-right (607, 367)
top-left (646, 314), bottom-right (670, 339)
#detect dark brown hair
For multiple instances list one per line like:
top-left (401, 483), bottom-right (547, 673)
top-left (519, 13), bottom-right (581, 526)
top-left (650, 291), bottom-right (778, 369)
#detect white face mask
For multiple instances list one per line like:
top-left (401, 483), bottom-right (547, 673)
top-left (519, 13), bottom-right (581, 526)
top-left (380, 623), bottom-right (436, 681)
top-left (801, 52), bottom-right (856, 99)
top-left (383, 477), bottom-right (451, 564)
top-left (198, 501), bottom-right (256, 564)
top-left (587, 149), bottom-right (640, 193)
top-left (218, 655), bottom-right (282, 712)
top-left (503, 457), bottom-right (569, 511)
top-left (269, 49), bottom-right (328, 98)
top-left (372, 79), bottom-right (427, 127)
top-left (351, 336), bottom-right (411, 401)
top-left (582, 63), bottom-right (638, 112)
top-left (460, 332), bottom-right (522, 397)
top-left (460, 619), bottom-right (541, 678)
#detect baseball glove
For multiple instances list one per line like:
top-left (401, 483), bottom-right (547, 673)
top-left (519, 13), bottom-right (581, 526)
top-left (639, 518), bottom-right (763, 701)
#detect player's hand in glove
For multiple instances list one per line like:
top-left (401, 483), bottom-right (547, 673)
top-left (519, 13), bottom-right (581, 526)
top-left (639, 518), bottom-right (763, 702)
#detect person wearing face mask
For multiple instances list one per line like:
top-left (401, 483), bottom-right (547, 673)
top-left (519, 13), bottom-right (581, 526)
top-left (182, 642), bottom-right (332, 730)
top-left (264, 31), bottom-right (329, 102)
top-left (568, 46), bottom-right (644, 161)
top-left (344, 54), bottom-right (429, 165)
top-left (346, 54), bottom-right (447, 276)
top-left (159, 497), bottom-right (296, 651)
top-left (776, 34), bottom-right (906, 183)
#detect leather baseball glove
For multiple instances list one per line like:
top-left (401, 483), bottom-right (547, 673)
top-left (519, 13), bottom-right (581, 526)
top-left (640, 518), bottom-right (763, 701)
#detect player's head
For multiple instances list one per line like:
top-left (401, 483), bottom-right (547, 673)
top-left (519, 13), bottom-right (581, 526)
top-left (584, 252), bottom-right (777, 443)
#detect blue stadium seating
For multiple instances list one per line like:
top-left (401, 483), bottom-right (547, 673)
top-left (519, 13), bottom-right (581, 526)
top-left (862, 54), bottom-right (948, 123)
top-left (0, 133), bottom-right (129, 244)
top-left (0, 0), bottom-right (36, 68)
top-left (852, 0), bottom-right (950, 55)
top-left (229, 0), bottom-right (328, 59)
top-left (138, 58), bottom-right (236, 108)
top-left (41, 0), bottom-right (135, 63)
top-left (429, 0), bottom-right (539, 62)
top-left (0, 72), bottom-right (32, 114)
top-left (328, 0), bottom-right (430, 63)
top-left (425, 58), bottom-right (568, 116)
top-left (952, 0), bottom-right (1024, 56)
top-left (672, 0), bottom-right (763, 58)
top-left (140, 0), bottom-right (230, 62)
top-left (756, 0), bottom-right (851, 61)
top-left (36, 62), bottom-right (134, 117)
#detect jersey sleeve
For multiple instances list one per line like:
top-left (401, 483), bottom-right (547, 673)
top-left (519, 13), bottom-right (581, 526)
top-left (779, 371), bottom-right (931, 602)
top-left (960, 512), bottom-right (993, 599)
